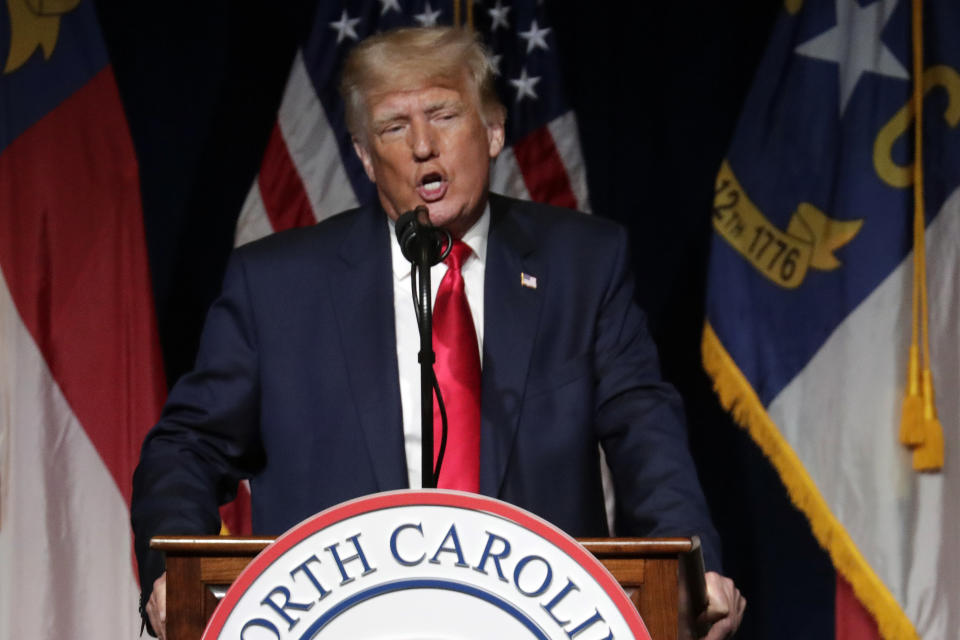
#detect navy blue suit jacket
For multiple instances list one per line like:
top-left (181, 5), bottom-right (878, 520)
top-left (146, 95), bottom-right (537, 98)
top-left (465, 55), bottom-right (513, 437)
top-left (132, 193), bottom-right (719, 601)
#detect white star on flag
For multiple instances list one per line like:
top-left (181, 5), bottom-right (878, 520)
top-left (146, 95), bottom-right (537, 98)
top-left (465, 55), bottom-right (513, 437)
top-left (519, 19), bottom-right (551, 53)
top-left (509, 67), bottom-right (541, 102)
top-left (329, 10), bottom-right (361, 44)
top-left (414, 2), bottom-right (442, 26)
top-left (488, 1), bottom-right (511, 32)
top-left (794, 0), bottom-right (908, 114)
top-left (379, 0), bottom-right (401, 16)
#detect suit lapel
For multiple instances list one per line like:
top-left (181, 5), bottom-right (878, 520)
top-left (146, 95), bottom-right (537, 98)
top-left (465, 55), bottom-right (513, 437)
top-left (327, 205), bottom-right (408, 491)
top-left (479, 195), bottom-right (544, 496)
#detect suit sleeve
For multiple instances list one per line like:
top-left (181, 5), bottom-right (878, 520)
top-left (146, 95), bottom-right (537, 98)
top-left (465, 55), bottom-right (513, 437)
top-left (592, 226), bottom-right (722, 571)
top-left (130, 250), bottom-right (266, 615)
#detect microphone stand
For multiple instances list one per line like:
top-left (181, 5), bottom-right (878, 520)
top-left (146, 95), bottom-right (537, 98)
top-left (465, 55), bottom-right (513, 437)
top-left (415, 240), bottom-right (436, 489)
top-left (396, 206), bottom-right (451, 490)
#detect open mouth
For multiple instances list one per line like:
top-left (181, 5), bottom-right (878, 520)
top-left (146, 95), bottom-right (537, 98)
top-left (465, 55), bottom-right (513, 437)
top-left (416, 172), bottom-right (447, 202)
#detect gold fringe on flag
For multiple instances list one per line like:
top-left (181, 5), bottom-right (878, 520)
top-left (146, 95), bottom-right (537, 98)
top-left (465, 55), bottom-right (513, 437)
top-left (900, 0), bottom-right (944, 470)
top-left (702, 323), bottom-right (920, 640)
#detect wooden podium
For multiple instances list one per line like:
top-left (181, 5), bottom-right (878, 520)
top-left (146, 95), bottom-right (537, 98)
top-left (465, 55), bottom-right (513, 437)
top-left (153, 535), bottom-right (707, 640)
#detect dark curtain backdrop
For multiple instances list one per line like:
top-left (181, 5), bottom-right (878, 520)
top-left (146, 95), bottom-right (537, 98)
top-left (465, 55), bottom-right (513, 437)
top-left (95, 2), bottom-right (837, 637)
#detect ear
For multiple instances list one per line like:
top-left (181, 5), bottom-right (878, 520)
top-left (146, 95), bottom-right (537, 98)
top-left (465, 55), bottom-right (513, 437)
top-left (352, 137), bottom-right (377, 182)
top-left (486, 119), bottom-right (505, 159)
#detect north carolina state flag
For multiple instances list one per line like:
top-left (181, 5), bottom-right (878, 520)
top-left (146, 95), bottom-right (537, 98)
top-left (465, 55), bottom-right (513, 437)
top-left (0, 1), bottom-right (166, 635)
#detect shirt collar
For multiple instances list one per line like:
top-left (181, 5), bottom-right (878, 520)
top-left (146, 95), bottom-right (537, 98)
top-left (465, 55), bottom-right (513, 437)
top-left (389, 203), bottom-right (490, 281)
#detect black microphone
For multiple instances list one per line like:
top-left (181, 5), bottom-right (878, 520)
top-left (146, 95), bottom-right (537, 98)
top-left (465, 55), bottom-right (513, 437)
top-left (395, 205), bottom-right (451, 266)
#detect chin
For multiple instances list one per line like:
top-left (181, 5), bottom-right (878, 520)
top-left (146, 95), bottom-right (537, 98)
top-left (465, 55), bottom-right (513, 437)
top-left (426, 207), bottom-right (461, 229)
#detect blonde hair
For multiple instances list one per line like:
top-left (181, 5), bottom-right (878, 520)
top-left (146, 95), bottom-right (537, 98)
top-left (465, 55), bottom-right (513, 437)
top-left (340, 26), bottom-right (505, 140)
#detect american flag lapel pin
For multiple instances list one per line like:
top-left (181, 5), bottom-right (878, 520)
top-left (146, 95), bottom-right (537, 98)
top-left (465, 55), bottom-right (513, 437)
top-left (520, 272), bottom-right (538, 289)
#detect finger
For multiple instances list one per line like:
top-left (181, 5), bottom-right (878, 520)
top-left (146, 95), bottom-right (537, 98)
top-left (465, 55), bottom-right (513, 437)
top-left (704, 618), bottom-right (736, 640)
top-left (737, 594), bottom-right (747, 618)
top-left (703, 572), bottom-right (734, 618)
top-left (700, 573), bottom-right (746, 638)
top-left (150, 574), bottom-right (168, 640)
top-left (700, 607), bottom-right (728, 625)
top-left (701, 596), bottom-right (730, 622)
top-left (145, 598), bottom-right (163, 640)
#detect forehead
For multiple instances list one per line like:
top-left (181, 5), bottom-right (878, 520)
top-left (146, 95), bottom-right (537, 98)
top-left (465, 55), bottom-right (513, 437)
top-left (367, 83), bottom-right (470, 118)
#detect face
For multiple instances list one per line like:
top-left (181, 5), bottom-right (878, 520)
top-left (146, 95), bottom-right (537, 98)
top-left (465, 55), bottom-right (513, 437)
top-left (352, 78), bottom-right (505, 238)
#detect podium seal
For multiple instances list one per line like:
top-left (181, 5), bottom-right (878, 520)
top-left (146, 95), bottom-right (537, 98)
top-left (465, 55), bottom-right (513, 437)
top-left (203, 490), bottom-right (651, 639)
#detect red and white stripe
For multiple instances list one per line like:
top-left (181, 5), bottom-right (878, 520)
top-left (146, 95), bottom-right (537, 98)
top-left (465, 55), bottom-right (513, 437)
top-left (0, 68), bottom-right (165, 637)
top-left (236, 52), bottom-right (360, 245)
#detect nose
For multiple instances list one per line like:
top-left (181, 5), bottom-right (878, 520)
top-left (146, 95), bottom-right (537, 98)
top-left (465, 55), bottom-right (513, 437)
top-left (409, 119), bottom-right (436, 161)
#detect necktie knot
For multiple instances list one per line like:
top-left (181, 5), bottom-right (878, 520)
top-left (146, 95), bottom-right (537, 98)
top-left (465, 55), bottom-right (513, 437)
top-left (444, 240), bottom-right (472, 272)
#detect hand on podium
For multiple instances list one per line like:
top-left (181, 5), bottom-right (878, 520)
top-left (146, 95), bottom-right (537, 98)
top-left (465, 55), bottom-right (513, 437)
top-left (699, 571), bottom-right (746, 639)
top-left (145, 572), bottom-right (167, 639)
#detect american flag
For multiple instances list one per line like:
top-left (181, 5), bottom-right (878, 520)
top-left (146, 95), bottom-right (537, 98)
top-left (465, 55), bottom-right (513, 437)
top-left (234, 0), bottom-right (590, 246)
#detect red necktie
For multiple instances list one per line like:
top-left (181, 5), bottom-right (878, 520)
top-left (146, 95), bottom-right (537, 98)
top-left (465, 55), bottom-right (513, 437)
top-left (432, 240), bottom-right (481, 491)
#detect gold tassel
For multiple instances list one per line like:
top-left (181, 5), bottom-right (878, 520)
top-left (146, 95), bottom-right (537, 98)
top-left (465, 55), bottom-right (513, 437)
top-left (913, 419), bottom-right (944, 471)
top-left (899, 345), bottom-right (924, 445)
top-left (913, 368), bottom-right (944, 470)
top-left (905, 0), bottom-right (943, 472)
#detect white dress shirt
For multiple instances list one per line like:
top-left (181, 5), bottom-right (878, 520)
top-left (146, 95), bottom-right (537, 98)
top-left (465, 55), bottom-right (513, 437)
top-left (389, 206), bottom-right (489, 488)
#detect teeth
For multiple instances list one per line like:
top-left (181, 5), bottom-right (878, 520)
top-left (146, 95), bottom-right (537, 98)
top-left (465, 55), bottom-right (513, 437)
top-left (423, 180), bottom-right (442, 191)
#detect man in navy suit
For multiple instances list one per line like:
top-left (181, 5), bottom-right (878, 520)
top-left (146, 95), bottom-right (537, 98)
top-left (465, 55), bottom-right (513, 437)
top-left (133, 26), bottom-right (744, 639)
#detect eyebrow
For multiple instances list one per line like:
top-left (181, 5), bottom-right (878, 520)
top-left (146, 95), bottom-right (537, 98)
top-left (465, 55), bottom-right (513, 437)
top-left (372, 99), bottom-right (464, 128)
top-left (424, 99), bottom-right (463, 115)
